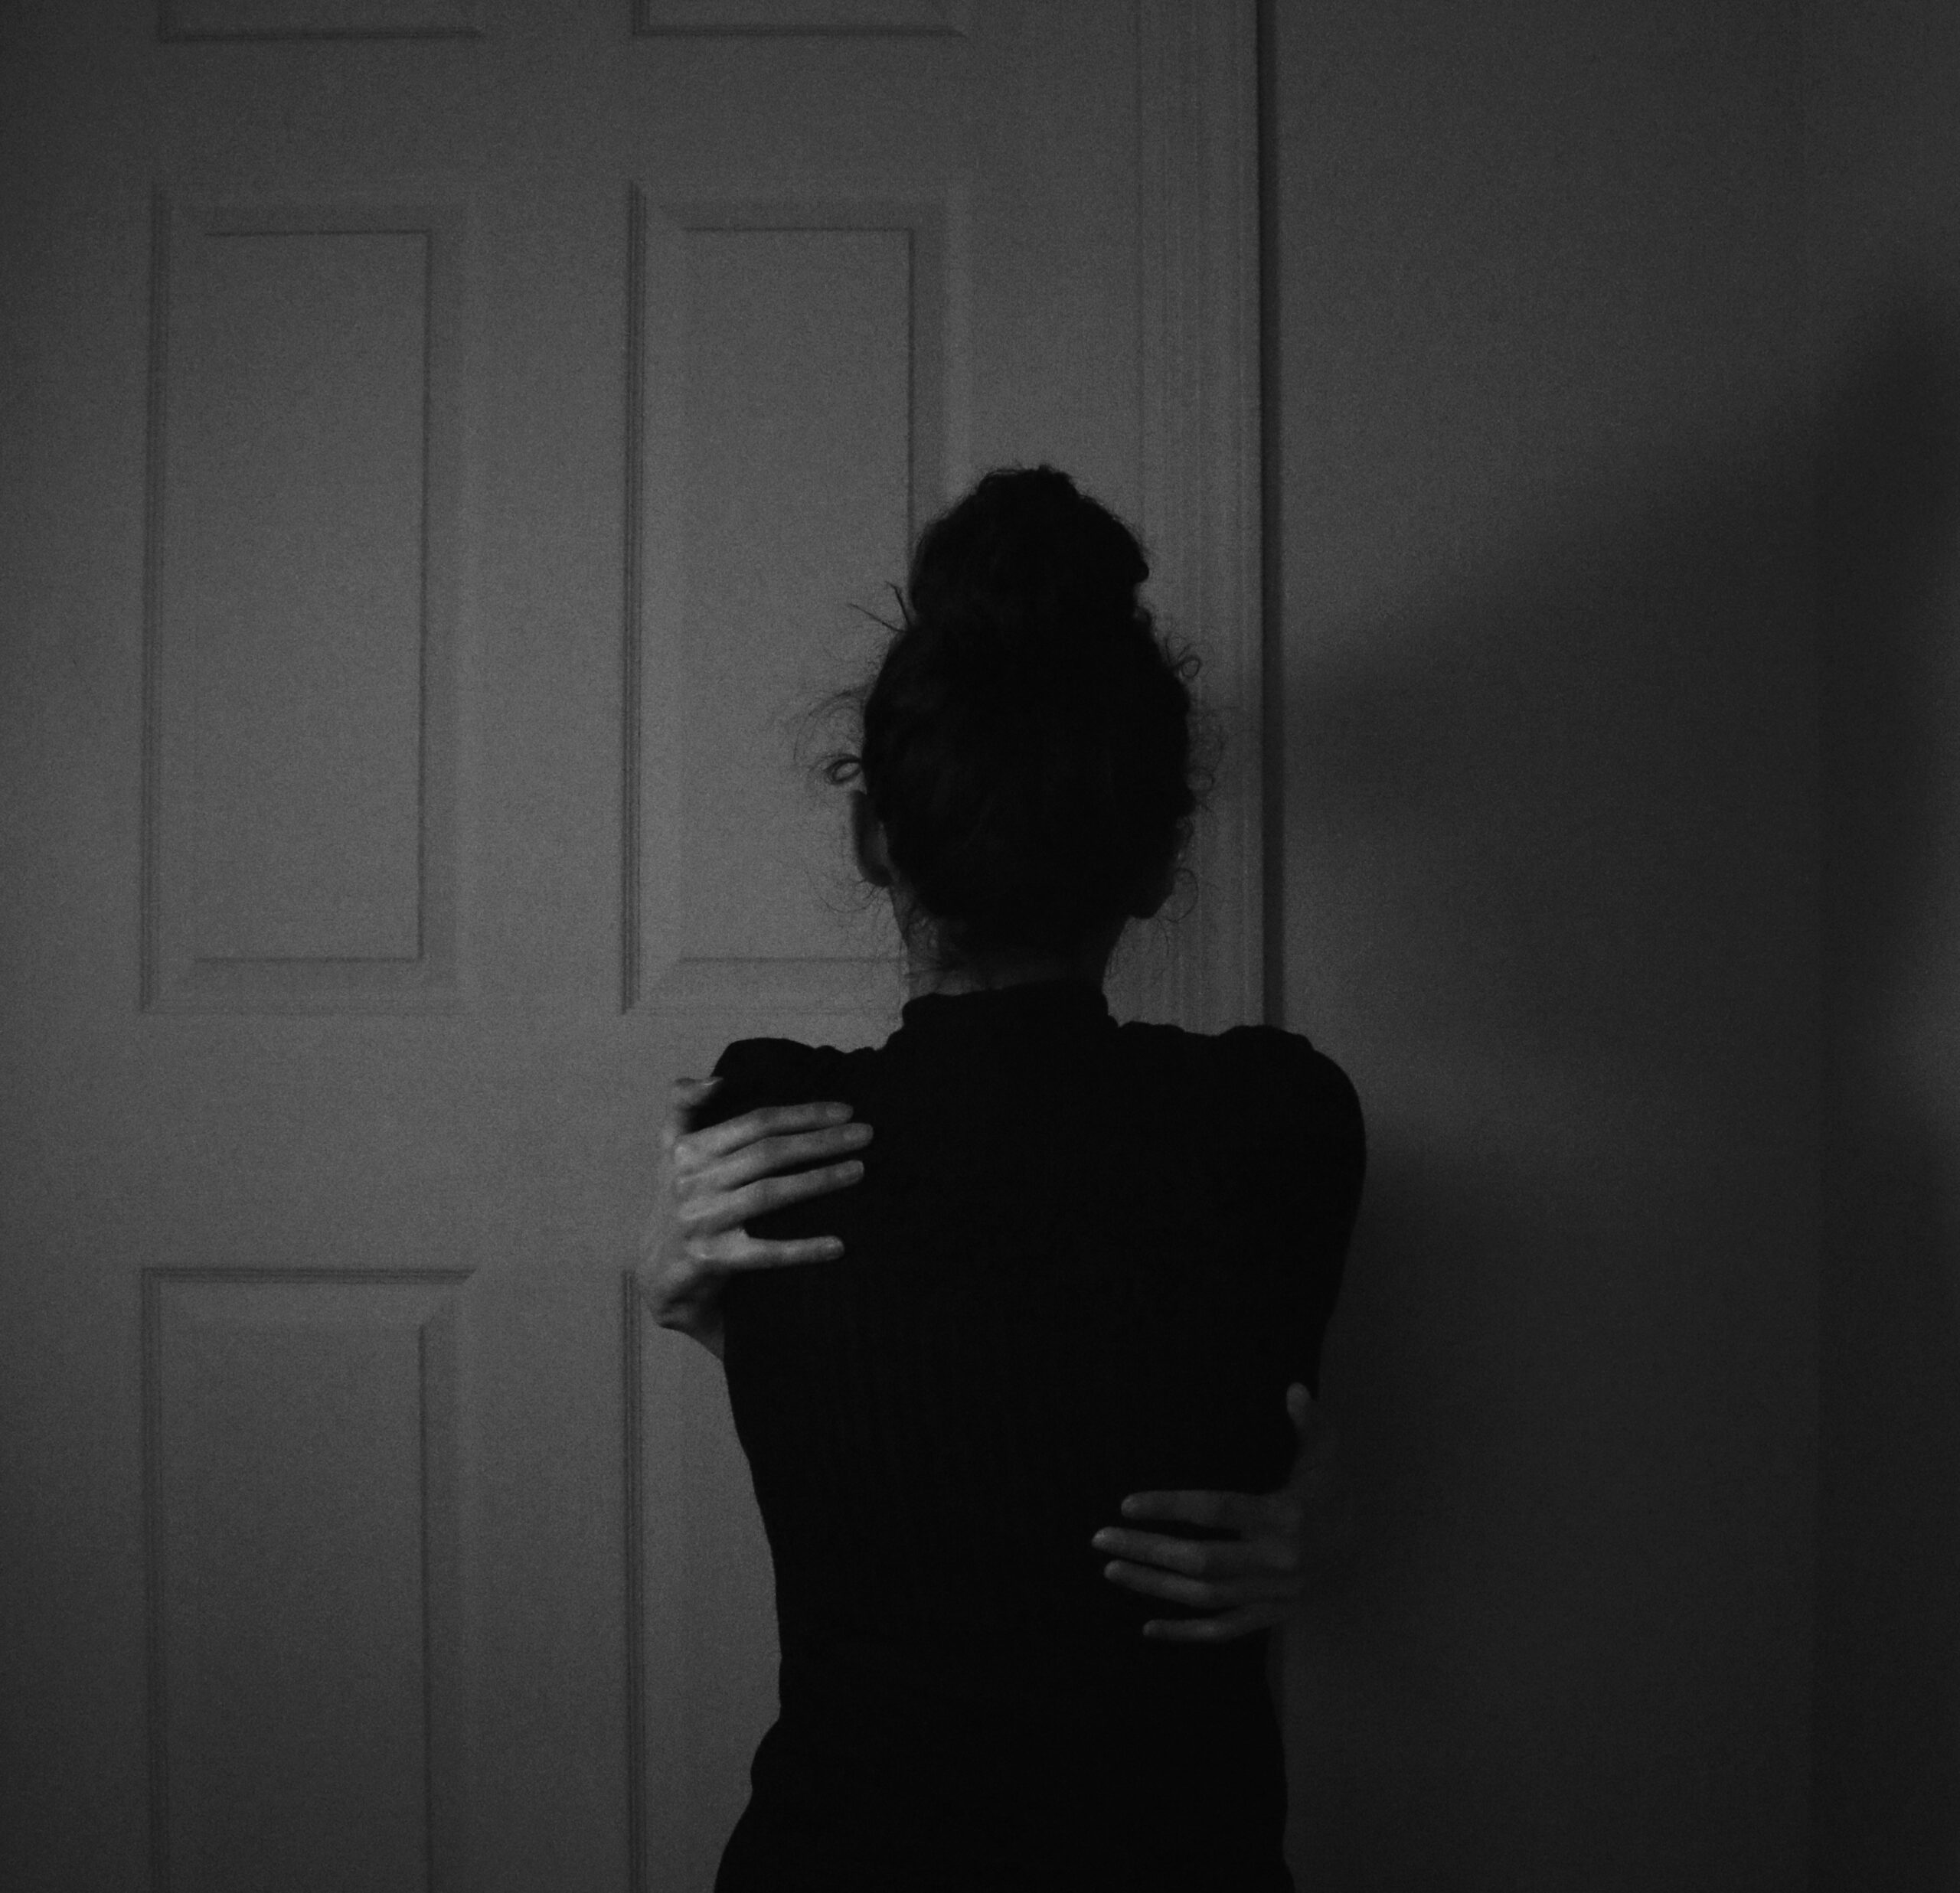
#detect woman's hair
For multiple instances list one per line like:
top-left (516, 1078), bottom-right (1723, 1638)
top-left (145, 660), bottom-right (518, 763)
top-left (809, 464), bottom-right (1219, 972)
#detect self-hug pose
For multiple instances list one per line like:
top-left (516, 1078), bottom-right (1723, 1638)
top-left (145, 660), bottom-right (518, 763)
top-left (648, 465), bottom-right (1364, 1891)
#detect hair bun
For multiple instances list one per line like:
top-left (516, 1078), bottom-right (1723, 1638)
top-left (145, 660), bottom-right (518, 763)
top-left (906, 465), bottom-right (1148, 661)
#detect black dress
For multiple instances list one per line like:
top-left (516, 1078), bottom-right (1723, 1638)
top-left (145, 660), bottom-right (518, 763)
top-left (695, 977), bottom-right (1364, 1893)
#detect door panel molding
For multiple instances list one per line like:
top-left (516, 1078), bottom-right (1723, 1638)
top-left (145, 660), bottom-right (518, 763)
top-left (141, 1268), bottom-right (470, 1892)
top-left (158, 0), bottom-right (482, 41)
top-left (1125, 0), bottom-right (1264, 1035)
top-left (140, 193), bottom-right (464, 1014)
top-left (635, 0), bottom-right (972, 35)
top-left (625, 189), bottom-right (955, 1016)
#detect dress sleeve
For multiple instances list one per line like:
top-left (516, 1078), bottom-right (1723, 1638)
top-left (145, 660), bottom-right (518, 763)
top-left (1256, 1031), bottom-right (1366, 1399)
top-left (688, 1037), bottom-right (818, 1135)
top-left (686, 1037), bottom-right (850, 1247)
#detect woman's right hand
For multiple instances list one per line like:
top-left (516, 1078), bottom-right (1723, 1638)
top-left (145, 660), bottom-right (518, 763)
top-left (646, 1075), bottom-right (873, 1360)
top-left (1092, 1384), bottom-right (1355, 1640)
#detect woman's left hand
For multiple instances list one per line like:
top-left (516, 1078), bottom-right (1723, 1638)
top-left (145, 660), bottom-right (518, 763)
top-left (1090, 1383), bottom-right (1354, 1641)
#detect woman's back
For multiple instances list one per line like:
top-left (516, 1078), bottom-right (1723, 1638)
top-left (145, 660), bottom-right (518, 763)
top-left (697, 976), bottom-right (1363, 1891)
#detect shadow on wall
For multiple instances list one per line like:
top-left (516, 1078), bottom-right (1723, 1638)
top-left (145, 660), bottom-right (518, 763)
top-left (1282, 410), bottom-right (1819, 1880)
top-left (1814, 290), bottom-right (1960, 1891)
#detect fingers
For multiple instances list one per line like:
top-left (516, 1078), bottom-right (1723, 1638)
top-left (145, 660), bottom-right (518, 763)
top-left (685, 1122), bottom-right (873, 1198)
top-left (1139, 1601), bottom-right (1291, 1643)
top-left (681, 1099), bottom-right (857, 1167)
top-left (1091, 1523), bottom-right (1297, 1583)
top-left (681, 1160), bottom-right (864, 1233)
top-left (659, 1088), bottom-right (865, 1278)
top-left (680, 1217), bottom-right (851, 1270)
top-left (719, 1232), bottom-right (848, 1270)
top-left (1099, 1553), bottom-right (1299, 1613)
top-left (1116, 1489), bottom-right (1259, 1532)
top-left (1092, 1487), bottom-right (1312, 1640)
top-left (1089, 1528), bottom-right (1285, 1583)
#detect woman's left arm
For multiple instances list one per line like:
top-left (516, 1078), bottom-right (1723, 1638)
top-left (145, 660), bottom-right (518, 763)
top-left (647, 1075), bottom-right (871, 1360)
top-left (1089, 1383), bottom-right (1356, 1642)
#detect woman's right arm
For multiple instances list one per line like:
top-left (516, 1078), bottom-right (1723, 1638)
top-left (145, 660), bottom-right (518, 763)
top-left (645, 1075), bottom-right (872, 1361)
top-left (1092, 1382), bottom-right (1357, 1642)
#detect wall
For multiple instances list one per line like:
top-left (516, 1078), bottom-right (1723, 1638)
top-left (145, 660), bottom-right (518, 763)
top-left (1265, 2), bottom-right (1816, 1887)
top-left (1808, 1), bottom-right (1960, 1885)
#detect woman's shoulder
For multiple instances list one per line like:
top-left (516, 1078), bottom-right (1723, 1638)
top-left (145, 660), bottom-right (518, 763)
top-left (1223, 1022), bottom-right (1361, 1121)
top-left (693, 1036), bottom-right (861, 1132)
top-left (1112, 1020), bottom-right (1364, 1193)
top-left (1117, 1017), bottom-right (1360, 1115)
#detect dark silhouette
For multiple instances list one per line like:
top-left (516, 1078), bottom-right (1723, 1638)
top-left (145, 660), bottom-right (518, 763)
top-left (701, 466), bottom-right (1362, 1888)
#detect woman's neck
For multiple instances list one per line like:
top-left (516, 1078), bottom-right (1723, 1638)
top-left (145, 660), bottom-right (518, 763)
top-left (906, 960), bottom-right (1093, 999)
top-left (902, 920), bottom-right (1124, 999)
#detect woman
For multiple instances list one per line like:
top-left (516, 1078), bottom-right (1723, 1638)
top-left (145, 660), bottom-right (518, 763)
top-left (646, 466), bottom-right (1365, 1890)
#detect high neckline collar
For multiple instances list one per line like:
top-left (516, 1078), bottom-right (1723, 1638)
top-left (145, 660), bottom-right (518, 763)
top-left (895, 975), bottom-right (1113, 1042)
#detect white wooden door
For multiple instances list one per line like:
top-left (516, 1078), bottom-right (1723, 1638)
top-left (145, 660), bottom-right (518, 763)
top-left (0, 3), bottom-right (1259, 1888)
